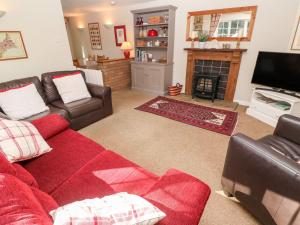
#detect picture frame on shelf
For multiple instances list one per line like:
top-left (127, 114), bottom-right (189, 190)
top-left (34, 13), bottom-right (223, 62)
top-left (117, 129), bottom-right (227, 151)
top-left (88, 23), bottom-right (102, 50)
top-left (291, 17), bottom-right (300, 50)
top-left (0, 31), bottom-right (28, 61)
top-left (114, 25), bottom-right (127, 46)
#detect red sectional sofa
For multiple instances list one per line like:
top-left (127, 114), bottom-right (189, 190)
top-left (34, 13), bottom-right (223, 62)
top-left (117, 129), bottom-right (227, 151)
top-left (0, 114), bottom-right (211, 225)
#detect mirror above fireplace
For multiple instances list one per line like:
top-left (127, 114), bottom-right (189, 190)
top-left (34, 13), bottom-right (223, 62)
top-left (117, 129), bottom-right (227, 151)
top-left (186, 6), bottom-right (257, 42)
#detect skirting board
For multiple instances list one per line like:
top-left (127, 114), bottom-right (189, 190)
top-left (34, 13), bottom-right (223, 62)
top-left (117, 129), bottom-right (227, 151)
top-left (234, 99), bottom-right (250, 106)
top-left (246, 108), bottom-right (277, 127)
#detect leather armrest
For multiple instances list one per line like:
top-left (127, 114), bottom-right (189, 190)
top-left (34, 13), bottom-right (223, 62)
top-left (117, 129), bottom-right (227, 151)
top-left (86, 83), bottom-right (113, 116)
top-left (222, 133), bottom-right (300, 202)
top-left (0, 112), bottom-right (10, 119)
top-left (142, 169), bottom-right (210, 225)
top-left (274, 114), bottom-right (300, 145)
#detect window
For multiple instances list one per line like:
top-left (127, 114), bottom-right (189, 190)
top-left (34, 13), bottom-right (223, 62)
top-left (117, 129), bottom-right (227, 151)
top-left (216, 20), bottom-right (249, 37)
top-left (217, 22), bottom-right (229, 37)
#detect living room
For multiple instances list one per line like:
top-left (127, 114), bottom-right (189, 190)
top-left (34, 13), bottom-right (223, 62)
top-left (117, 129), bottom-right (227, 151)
top-left (0, 0), bottom-right (300, 225)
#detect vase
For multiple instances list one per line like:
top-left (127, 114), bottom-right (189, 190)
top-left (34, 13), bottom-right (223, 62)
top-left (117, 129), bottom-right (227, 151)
top-left (198, 42), bottom-right (206, 48)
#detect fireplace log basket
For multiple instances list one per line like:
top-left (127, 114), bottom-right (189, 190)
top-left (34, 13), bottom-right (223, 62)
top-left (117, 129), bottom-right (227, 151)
top-left (168, 83), bottom-right (183, 96)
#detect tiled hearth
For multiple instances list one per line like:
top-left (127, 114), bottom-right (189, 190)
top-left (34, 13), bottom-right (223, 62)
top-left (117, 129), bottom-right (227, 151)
top-left (184, 48), bottom-right (247, 101)
top-left (194, 60), bottom-right (230, 99)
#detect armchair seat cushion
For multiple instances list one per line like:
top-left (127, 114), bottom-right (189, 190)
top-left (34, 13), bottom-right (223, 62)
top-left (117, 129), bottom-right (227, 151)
top-left (258, 135), bottom-right (300, 161)
top-left (51, 98), bottom-right (103, 118)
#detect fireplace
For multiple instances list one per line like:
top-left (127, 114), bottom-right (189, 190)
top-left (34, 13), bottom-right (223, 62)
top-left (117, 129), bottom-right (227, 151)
top-left (184, 48), bottom-right (247, 101)
top-left (192, 73), bottom-right (220, 102)
top-left (194, 60), bottom-right (230, 100)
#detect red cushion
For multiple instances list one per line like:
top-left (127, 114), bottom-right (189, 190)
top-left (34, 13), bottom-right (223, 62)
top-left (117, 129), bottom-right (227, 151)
top-left (0, 173), bottom-right (53, 224)
top-left (0, 152), bottom-right (15, 174)
top-left (31, 187), bottom-right (59, 213)
top-left (13, 163), bottom-right (39, 188)
top-left (51, 150), bottom-right (158, 206)
top-left (31, 114), bottom-right (69, 140)
top-left (143, 169), bottom-right (211, 225)
top-left (0, 152), bottom-right (38, 187)
top-left (23, 129), bottom-right (105, 193)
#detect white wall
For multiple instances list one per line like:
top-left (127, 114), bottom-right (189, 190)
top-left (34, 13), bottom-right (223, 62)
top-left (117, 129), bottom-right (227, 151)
top-left (0, 0), bottom-right (74, 82)
top-left (68, 11), bottom-right (133, 59)
top-left (67, 0), bottom-right (300, 103)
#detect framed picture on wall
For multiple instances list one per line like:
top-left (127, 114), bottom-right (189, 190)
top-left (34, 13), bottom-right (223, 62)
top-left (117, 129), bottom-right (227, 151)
top-left (0, 31), bottom-right (28, 61)
top-left (114, 25), bottom-right (127, 46)
top-left (291, 17), bottom-right (300, 50)
top-left (88, 23), bottom-right (102, 50)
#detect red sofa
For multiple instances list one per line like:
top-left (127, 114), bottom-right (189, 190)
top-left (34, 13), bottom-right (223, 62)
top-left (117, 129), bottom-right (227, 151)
top-left (0, 115), bottom-right (211, 225)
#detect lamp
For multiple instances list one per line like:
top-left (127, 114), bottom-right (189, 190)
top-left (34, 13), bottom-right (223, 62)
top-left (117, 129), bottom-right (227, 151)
top-left (104, 23), bottom-right (114, 29)
top-left (0, 11), bottom-right (6, 18)
top-left (120, 42), bottom-right (132, 59)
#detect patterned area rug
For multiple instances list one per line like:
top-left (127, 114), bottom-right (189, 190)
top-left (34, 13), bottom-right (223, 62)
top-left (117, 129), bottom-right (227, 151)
top-left (135, 96), bottom-right (238, 136)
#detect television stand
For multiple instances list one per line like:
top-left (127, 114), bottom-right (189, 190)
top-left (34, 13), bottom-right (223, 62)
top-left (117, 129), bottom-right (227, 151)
top-left (255, 87), bottom-right (300, 99)
top-left (246, 88), bottom-right (300, 127)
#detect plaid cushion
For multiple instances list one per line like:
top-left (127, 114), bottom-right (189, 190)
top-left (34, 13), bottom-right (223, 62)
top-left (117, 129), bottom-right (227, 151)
top-left (50, 192), bottom-right (166, 225)
top-left (0, 118), bottom-right (52, 162)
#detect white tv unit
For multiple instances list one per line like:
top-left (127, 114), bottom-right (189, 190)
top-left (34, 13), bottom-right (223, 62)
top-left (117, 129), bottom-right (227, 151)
top-left (246, 88), bottom-right (300, 127)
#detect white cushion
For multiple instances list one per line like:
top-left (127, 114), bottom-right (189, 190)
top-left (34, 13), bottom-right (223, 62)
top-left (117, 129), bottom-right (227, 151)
top-left (0, 83), bottom-right (49, 120)
top-left (50, 192), bottom-right (166, 225)
top-left (53, 73), bottom-right (91, 104)
top-left (0, 118), bottom-right (52, 162)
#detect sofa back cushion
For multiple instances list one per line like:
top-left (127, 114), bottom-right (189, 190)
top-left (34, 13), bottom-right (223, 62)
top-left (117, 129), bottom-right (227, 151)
top-left (41, 70), bottom-right (86, 103)
top-left (0, 152), bottom-right (38, 187)
top-left (0, 76), bottom-right (47, 106)
top-left (0, 173), bottom-right (53, 225)
top-left (31, 114), bottom-right (70, 140)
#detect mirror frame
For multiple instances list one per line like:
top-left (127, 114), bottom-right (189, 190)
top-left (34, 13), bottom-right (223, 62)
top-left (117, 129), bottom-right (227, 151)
top-left (186, 6), bottom-right (257, 41)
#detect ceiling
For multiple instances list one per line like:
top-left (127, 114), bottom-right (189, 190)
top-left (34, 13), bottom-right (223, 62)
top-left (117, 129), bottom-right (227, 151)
top-left (61, 0), bottom-right (157, 16)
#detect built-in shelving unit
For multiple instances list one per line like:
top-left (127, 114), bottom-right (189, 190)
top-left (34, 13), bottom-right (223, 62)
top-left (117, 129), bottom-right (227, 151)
top-left (246, 89), bottom-right (300, 127)
top-left (131, 5), bottom-right (177, 95)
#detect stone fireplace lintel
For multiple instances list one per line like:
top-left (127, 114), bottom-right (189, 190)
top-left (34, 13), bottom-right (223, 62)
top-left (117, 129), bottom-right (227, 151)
top-left (184, 48), bottom-right (247, 101)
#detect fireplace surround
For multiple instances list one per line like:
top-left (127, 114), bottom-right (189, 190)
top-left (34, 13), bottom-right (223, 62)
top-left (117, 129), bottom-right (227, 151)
top-left (184, 48), bottom-right (247, 101)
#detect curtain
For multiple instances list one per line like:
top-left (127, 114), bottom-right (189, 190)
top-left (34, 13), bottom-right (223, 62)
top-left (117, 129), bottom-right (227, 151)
top-left (209, 14), bottom-right (221, 36)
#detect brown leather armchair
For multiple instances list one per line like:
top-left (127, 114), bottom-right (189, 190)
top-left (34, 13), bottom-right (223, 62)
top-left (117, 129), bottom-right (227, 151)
top-left (41, 70), bottom-right (112, 130)
top-left (222, 114), bottom-right (300, 225)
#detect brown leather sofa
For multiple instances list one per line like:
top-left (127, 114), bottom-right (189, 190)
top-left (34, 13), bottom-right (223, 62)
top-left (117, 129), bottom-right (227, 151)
top-left (222, 114), bottom-right (300, 225)
top-left (0, 71), bottom-right (112, 130)
top-left (0, 76), bottom-right (68, 121)
top-left (41, 70), bottom-right (112, 130)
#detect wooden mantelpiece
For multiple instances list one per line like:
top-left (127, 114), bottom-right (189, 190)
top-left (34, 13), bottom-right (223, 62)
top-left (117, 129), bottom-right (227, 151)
top-left (184, 48), bottom-right (247, 101)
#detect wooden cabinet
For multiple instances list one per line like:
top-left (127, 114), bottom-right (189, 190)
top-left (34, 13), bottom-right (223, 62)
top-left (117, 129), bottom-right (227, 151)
top-left (131, 5), bottom-right (176, 95)
top-left (131, 62), bottom-right (173, 95)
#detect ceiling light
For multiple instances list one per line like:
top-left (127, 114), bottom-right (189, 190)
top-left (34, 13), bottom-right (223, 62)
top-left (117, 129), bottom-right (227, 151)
top-left (110, 1), bottom-right (116, 6)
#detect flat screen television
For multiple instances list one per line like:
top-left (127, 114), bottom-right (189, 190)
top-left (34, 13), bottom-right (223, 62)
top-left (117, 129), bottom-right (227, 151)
top-left (252, 51), bottom-right (300, 93)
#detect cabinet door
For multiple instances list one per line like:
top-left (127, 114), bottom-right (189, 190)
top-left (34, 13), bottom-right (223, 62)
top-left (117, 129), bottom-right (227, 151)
top-left (131, 65), bottom-right (144, 88)
top-left (145, 66), bottom-right (164, 91)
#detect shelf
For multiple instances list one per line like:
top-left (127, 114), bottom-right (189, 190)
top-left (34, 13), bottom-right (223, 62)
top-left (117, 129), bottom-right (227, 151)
top-left (136, 46), bottom-right (168, 49)
top-left (136, 36), bottom-right (168, 39)
top-left (135, 23), bottom-right (168, 27)
top-left (131, 61), bottom-right (169, 66)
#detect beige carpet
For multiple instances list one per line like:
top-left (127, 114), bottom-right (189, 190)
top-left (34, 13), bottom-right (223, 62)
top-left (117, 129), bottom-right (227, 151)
top-left (80, 89), bottom-right (273, 225)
